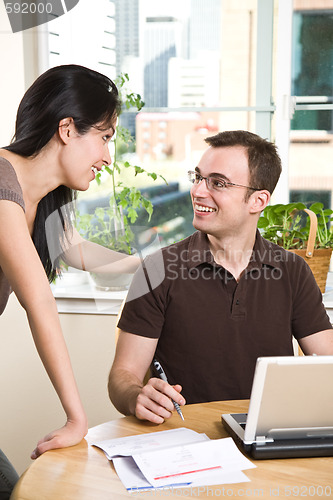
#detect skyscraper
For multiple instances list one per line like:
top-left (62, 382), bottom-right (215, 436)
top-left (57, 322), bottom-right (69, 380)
top-left (112, 0), bottom-right (141, 136)
top-left (188, 0), bottom-right (221, 59)
top-left (113, 0), bottom-right (140, 76)
top-left (143, 16), bottom-right (183, 107)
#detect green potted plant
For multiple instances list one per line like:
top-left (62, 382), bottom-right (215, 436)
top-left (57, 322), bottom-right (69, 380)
top-left (258, 201), bottom-right (333, 293)
top-left (76, 74), bottom-right (166, 290)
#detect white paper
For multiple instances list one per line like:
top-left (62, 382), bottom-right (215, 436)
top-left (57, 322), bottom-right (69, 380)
top-left (114, 456), bottom-right (250, 493)
top-left (132, 437), bottom-right (255, 489)
top-left (93, 429), bottom-right (256, 492)
top-left (93, 427), bottom-right (209, 460)
top-left (113, 456), bottom-right (194, 492)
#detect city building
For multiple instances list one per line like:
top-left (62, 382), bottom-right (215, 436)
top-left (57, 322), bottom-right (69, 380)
top-left (143, 16), bottom-right (183, 107)
top-left (113, 0), bottom-right (140, 77)
top-left (136, 110), bottom-right (218, 162)
top-left (168, 54), bottom-right (220, 108)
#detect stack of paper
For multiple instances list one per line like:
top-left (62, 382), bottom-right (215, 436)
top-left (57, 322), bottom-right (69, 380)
top-left (93, 428), bottom-right (255, 492)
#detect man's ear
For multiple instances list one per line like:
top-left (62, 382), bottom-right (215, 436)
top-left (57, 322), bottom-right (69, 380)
top-left (249, 190), bottom-right (270, 215)
top-left (58, 117), bottom-right (77, 144)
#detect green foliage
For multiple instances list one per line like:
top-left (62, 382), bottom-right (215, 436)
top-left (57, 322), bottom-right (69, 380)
top-left (76, 198), bottom-right (135, 255)
top-left (258, 202), bottom-right (333, 249)
top-left (76, 73), bottom-right (167, 254)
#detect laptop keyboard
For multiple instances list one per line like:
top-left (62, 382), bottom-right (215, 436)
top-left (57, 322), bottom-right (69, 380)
top-left (231, 413), bottom-right (248, 429)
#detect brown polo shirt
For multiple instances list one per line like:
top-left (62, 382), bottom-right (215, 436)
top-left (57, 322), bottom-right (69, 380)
top-left (118, 231), bottom-right (332, 404)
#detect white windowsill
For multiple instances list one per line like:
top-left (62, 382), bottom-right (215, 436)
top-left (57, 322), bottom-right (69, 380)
top-left (51, 273), bottom-right (127, 315)
top-left (51, 271), bottom-right (333, 321)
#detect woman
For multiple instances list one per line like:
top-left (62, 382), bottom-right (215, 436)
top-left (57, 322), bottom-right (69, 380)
top-left (0, 64), bottom-right (139, 498)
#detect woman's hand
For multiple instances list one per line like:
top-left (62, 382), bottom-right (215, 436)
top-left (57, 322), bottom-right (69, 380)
top-left (31, 417), bottom-right (88, 459)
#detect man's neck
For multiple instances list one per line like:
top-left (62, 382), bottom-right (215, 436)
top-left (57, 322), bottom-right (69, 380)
top-left (207, 231), bottom-right (257, 281)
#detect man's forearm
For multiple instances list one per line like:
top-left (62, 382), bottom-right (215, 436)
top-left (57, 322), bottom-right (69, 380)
top-left (108, 367), bottom-right (143, 416)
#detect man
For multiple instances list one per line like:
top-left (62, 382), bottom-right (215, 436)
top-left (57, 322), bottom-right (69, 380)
top-left (108, 130), bottom-right (333, 424)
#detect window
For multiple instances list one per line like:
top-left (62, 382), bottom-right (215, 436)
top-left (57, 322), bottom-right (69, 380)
top-left (291, 10), bottom-right (333, 132)
top-left (289, 5), bottom-right (333, 212)
top-left (290, 190), bottom-right (331, 208)
top-left (41, 0), bottom-right (333, 303)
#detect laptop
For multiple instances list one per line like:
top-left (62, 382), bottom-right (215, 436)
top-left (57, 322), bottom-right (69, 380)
top-left (222, 355), bottom-right (333, 459)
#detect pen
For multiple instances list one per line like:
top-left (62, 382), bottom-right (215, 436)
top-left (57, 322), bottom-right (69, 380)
top-left (153, 359), bottom-right (185, 421)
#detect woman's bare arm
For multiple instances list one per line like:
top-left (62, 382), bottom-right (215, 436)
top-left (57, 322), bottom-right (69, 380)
top-left (0, 200), bottom-right (88, 458)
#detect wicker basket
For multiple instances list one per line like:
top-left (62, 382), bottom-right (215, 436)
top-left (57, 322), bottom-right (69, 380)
top-left (289, 209), bottom-right (332, 294)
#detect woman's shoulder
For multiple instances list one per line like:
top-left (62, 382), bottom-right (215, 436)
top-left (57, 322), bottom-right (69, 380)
top-left (0, 154), bottom-right (18, 183)
top-left (0, 155), bottom-right (25, 211)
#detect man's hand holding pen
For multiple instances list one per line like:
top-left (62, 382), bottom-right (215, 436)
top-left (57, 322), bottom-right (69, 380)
top-left (134, 376), bottom-right (186, 424)
top-left (153, 359), bottom-right (185, 421)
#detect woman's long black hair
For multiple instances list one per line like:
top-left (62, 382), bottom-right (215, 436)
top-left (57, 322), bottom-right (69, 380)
top-left (4, 64), bottom-right (121, 282)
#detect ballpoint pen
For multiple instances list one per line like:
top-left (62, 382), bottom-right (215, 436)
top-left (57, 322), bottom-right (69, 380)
top-left (153, 359), bottom-right (185, 421)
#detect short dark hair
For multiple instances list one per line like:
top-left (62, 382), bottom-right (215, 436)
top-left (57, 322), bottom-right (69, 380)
top-left (4, 64), bottom-right (121, 282)
top-left (205, 130), bottom-right (282, 198)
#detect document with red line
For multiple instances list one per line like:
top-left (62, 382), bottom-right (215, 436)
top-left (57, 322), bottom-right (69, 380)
top-left (93, 428), bottom-right (255, 491)
top-left (132, 437), bottom-right (256, 489)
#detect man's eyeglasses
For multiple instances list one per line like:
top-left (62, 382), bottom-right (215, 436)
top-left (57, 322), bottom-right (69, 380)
top-left (188, 170), bottom-right (260, 192)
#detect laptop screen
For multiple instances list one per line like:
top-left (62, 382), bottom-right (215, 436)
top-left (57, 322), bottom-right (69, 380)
top-left (244, 356), bottom-right (333, 443)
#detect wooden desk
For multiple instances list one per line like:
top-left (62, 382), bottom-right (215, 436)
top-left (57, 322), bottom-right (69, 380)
top-left (11, 400), bottom-right (333, 499)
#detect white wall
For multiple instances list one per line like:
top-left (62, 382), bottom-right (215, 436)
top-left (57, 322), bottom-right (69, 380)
top-left (0, 0), bottom-right (43, 147)
top-left (0, 4), bottom-right (25, 146)
top-left (0, 294), bottom-right (121, 475)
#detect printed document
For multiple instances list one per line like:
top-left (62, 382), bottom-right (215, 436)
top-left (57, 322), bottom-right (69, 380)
top-left (93, 427), bottom-right (208, 459)
top-left (92, 428), bottom-right (255, 491)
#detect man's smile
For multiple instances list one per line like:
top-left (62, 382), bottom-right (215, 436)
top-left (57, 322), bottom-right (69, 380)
top-left (194, 203), bottom-right (217, 213)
